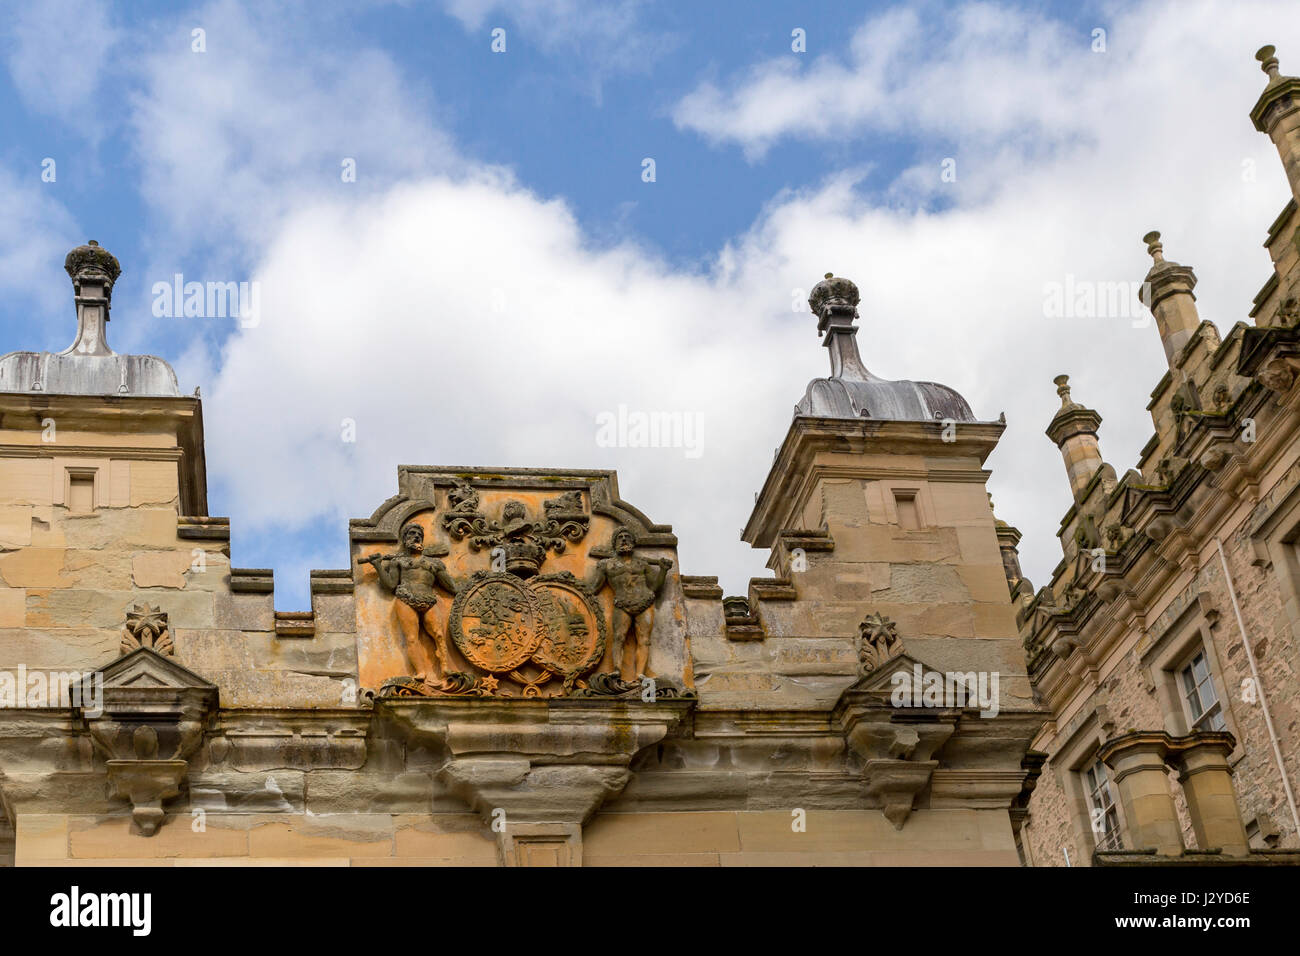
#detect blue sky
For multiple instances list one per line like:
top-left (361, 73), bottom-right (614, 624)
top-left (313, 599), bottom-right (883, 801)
top-left (2, 0), bottom-right (1298, 609)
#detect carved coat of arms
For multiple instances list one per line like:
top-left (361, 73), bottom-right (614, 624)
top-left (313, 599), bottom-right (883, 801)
top-left (359, 480), bottom-right (683, 701)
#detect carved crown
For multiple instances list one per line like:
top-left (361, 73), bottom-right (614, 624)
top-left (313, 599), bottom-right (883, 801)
top-left (64, 240), bottom-right (122, 289)
top-left (808, 273), bottom-right (860, 323)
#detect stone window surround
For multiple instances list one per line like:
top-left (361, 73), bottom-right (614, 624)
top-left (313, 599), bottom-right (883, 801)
top-left (1140, 596), bottom-right (1243, 765)
top-left (871, 479), bottom-right (935, 530)
top-left (1051, 710), bottom-right (1130, 861)
top-left (55, 458), bottom-right (108, 510)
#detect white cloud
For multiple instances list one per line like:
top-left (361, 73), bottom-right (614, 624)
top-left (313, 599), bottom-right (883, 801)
top-left (203, 171), bottom-right (782, 596)
top-left (672, 3), bottom-right (1088, 161)
top-left (0, 166), bottom-right (81, 329)
top-left (438, 0), bottom-right (676, 85)
top-left (1, 0), bottom-right (121, 127)
top-left (127, 0), bottom-right (460, 265)
top-left (113, 0), bottom-right (1300, 606)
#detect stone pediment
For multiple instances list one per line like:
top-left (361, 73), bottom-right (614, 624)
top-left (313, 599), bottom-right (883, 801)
top-left (82, 647), bottom-right (218, 718)
top-left (98, 647), bottom-right (216, 691)
top-left (839, 651), bottom-right (981, 709)
top-left (78, 648), bottom-right (218, 837)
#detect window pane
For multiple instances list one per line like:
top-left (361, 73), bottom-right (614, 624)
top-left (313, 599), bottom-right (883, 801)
top-left (1192, 653), bottom-right (1210, 683)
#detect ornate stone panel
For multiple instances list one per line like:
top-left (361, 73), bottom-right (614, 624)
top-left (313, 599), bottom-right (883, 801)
top-left (350, 467), bottom-right (694, 700)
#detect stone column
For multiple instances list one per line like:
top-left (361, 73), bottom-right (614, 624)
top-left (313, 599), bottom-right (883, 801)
top-left (1098, 732), bottom-right (1183, 856)
top-left (1168, 732), bottom-right (1249, 857)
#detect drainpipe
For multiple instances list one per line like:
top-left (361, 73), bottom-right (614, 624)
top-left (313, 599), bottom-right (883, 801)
top-left (1214, 538), bottom-right (1300, 836)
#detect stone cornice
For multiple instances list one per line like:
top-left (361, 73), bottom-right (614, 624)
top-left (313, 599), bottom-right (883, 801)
top-left (0, 391), bottom-right (207, 514)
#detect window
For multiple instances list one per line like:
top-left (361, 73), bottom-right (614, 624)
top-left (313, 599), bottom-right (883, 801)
top-left (66, 470), bottom-right (95, 513)
top-left (1180, 649), bottom-right (1226, 731)
top-left (1084, 756), bottom-right (1123, 850)
top-left (894, 492), bottom-right (920, 530)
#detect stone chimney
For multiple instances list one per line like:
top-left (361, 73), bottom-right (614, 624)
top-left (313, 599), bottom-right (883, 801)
top-left (1046, 375), bottom-right (1104, 502)
top-left (1139, 231), bottom-right (1201, 366)
top-left (1252, 45), bottom-right (1300, 204)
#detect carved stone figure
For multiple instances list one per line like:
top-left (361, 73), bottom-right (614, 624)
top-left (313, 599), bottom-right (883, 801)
top-left (584, 528), bottom-right (672, 681)
top-left (360, 522), bottom-right (460, 679)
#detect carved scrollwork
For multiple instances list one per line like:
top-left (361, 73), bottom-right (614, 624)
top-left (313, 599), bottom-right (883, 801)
top-left (440, 487), bottom-right (591, 576)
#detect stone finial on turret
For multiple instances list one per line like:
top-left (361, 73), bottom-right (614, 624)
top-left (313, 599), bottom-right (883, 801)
top-left (1251, 45), bottom-right (1300, 203)
top-left (62, 240), bottom-right (122, 358)
top-left (1139, 231), bottom-right (1200, 366)
top-left (64, 239), bottom-right (122, 294)
top-left (808, 272), bottom-right (861, 331)
top-left (793, 272), bottom-right (977, 423)
top-left (0, 240), bottom-right (182, 396)
top-left (1046, 375), bottom-right (1105, 503)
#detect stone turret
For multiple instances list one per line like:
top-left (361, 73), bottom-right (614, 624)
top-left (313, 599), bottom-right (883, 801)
top-left (1252, 45), bottom-right (1300, 204)
top-left (1045, 375), bottom-right (1104, 502)
top-left (1139, 231), bottom-right (1201, 366)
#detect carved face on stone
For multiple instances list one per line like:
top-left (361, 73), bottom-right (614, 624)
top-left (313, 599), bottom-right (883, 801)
top-left (613, 529), bottom-right (636, 555)
top-left (401, 523), bottom-right (425, 552)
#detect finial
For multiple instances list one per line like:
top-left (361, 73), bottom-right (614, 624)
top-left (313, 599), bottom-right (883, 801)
top-left (1143, 230), bottom-right (1164, 264)
top-left (808, 272), bottom-right (860, 319)
top-left (1257, 45), bottom-right (1280, 80)
top-left (64, 239), bottom-right (122, 289)
top-left (1053, 374), bottom-right (1072, 406)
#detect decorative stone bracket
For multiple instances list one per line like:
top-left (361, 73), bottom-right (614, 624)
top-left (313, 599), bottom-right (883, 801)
top-left (834, 653), bottom-right (957, 829)
top-left (379, 697), bottom-right (692, 865)
top-left (79, 647), bottom-right (218, 835)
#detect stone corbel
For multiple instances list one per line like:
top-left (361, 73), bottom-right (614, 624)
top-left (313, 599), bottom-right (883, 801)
top-left (847, 718), bottom-right (955, 828)
top-left (81, 648), bottom-right (218, 835)
top-left (835, 661), bottom-right (957, 830)
top-left (380, 697), bottom-right (692, 865)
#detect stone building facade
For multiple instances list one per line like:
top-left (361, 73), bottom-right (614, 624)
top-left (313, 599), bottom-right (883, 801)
top-left (0, 243), bottom-right (1040, 867)
top-left (1014, 47), bottom-right (1300, 867)
top-left (0, 46), bottom-right (1296, 870)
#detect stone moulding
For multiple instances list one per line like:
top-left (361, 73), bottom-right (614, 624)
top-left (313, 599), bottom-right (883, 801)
top-left (376, 696), bottom-right (693, 864)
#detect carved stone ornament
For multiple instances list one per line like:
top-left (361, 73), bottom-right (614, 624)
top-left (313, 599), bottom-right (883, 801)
top-left (367, 483), bottom-right (686, 701)
top-left (441, 483), bottom-right (590, 578)
top-left (857, 612), bottom-right (901, 676)
top-left (122, 602), bottom-right (173, 657)
top-left (81, 648), bottom-right (218, 836)
top-left (1256, 358), bottom-right (1296, 393)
